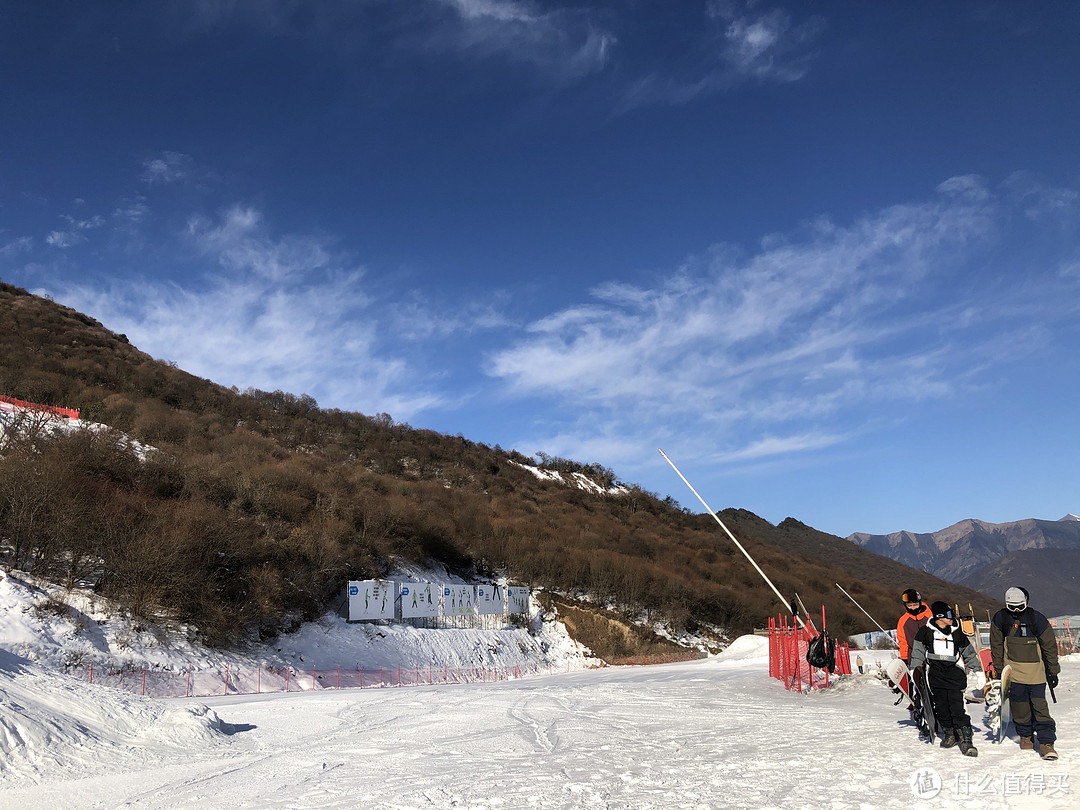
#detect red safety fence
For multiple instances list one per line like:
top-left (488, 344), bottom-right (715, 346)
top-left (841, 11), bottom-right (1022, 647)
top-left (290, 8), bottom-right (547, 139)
top-left (71, 655), bottom-right (655, 699)
top-left (0, 394), bottom-right (80, 420)
top-left (768, 608), bottom-right (851, 692)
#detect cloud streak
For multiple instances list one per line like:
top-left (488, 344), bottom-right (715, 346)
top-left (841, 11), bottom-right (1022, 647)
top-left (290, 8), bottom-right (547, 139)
top-left (174, 0), bottom-right (615, 85)
top-left (427, 0), bottom-right (616, 81)
top-left (50, 204), bottom-right (449, 421)
top-left (622, 1), bottom-right (824, 108)
top-left (486, 175), bottom-right (1079, 469)
top-left (712, 1), bottom-right (821, 83)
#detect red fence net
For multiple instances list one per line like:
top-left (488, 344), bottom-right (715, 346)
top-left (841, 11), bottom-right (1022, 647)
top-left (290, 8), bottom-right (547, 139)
top-left (73, 652), bottom-right (698, 699)
top-left (0, 393), bottom-right (80, 420)
top-left (767, 610), bottom-right (851, 692)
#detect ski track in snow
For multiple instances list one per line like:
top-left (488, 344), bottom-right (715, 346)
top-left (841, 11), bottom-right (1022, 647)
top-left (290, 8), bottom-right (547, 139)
top-left (2, 646), bottom-right (1077, 809)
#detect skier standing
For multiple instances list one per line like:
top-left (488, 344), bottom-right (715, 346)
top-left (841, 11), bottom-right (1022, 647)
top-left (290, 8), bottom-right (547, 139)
top-left (909, 602), bottom-right (982, 756)
top-left (896, 589), bottom-right (932, 666)
top-left (989, 586), bottom-right (1060, 760)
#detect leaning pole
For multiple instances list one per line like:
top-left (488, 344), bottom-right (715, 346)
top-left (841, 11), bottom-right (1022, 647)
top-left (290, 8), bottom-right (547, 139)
top-left (658, 449), bottom-right (805, 630)
top-left (836, 583), bottom-right (899, 648)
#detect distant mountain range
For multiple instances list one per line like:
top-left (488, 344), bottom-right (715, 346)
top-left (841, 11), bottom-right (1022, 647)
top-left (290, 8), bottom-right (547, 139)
top-left (849, 515), bottom-right (1080, 617)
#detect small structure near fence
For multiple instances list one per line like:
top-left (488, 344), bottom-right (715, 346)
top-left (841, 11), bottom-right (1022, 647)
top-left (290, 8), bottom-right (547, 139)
top-left (768, 611), bottom-right (852, 692)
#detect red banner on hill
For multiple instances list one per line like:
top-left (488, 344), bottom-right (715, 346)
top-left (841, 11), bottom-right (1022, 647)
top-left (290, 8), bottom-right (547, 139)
top-left (0, 394), bottom-right (80, 420)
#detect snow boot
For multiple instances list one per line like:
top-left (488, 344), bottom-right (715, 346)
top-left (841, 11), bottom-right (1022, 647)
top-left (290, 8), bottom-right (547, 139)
top-left (1020, 736), bottom-right (1035, 751)
top-left (939, 727), bottom-right (958, 748)
top-left (1040, 743), bottom-right (1058, 761)
top-left (958, 725), bottom-right (978, 757)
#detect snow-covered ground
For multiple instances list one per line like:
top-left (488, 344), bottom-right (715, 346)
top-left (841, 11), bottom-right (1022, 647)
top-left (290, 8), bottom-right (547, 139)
top-left (1, 570), bottom-right (1077, 809)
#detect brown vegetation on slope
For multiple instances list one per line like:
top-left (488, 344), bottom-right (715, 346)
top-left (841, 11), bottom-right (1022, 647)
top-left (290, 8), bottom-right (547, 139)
top-left (0, 281), bottom-right (995, 648)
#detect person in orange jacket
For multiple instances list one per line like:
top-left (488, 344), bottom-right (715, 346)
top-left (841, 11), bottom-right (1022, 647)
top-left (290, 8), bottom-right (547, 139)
top-left (897, 588), bottom-right (933, 665)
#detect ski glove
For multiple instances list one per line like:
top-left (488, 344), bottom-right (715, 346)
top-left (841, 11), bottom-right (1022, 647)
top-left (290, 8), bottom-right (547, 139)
top-left (1047, 672), bottom-right (1059, 689)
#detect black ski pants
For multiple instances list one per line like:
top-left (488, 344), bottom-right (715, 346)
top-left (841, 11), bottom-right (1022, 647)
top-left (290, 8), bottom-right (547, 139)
top-left (930, 686), bottom-right (971, 731)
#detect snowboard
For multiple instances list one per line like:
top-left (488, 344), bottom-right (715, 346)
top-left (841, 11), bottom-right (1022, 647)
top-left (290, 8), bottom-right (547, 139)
top-left (910, 664), bottom-right (940, 742)
top-left (884, 658), bottom-right (913, 704)
top-left (986, 664), bottom-right (1013, 742)
top-left (884, 659), bottom-right (935, 742)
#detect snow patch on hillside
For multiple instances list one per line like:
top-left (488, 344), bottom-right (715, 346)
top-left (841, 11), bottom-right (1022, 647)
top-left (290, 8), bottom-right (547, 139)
top-left (509, 460), bottom-right (630, 495)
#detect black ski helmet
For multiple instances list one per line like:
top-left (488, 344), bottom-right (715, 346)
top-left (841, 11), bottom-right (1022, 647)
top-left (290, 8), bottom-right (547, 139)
top-left (930, 601), bottom-right (954, 623)
top-left (901, 589), bottom-right (921, 604)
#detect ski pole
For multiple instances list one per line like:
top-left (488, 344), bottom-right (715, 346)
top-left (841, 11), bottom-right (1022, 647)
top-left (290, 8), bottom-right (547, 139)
top-left (1046, 665), bottom-right (1057, 703)
top-left (835, 583), bottom-right (899, 648)
top-left (658, 449), bottom-right (805, 629)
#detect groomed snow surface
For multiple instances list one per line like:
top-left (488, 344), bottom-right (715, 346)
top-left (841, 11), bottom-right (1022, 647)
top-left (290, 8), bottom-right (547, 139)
top-left (1, 571), bottom-right (1076, 809)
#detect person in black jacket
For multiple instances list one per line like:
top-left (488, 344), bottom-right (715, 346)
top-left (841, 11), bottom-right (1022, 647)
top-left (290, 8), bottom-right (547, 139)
top-left (909, 601), bottom-right (982, 756)
top-left (989, 586), bottom-right (1061, 760)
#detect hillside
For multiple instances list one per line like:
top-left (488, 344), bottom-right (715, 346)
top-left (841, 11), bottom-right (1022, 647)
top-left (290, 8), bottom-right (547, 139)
top-left (960, 548), bottom-right (1080, 617)
top-left (0, 280), bottom-right (996, 648)
top-left (713, 511), bottom-right (995, 617)
top-left (849, 516), bottom-right (1080, 615)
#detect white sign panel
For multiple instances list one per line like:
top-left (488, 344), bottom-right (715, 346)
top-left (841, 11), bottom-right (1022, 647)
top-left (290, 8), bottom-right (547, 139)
top-left (348, 579), bottom-right (396, 621)
top-left (476, 584), bottom-right (505, 616)
top-left (400, 581), bottom-right (439, 619)
top-left (444, 584), bottom-right (477, 616)
top-left (507, 586), bottom-right (530, 615)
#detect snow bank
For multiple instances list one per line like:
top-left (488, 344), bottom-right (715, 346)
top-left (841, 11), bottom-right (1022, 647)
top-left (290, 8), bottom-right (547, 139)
top-left (714, 633), bottom-right (768, 661)
top-left (0, 648), bottom-right (230, 784)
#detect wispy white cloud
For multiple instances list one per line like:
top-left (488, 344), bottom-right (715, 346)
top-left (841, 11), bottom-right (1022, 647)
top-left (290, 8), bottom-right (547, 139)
top-left (141, 151), bottom-right (196, 186)
top-left (52, 205), bottom-right (448, 420)
top-left (187, 206), bottom-right (333, 282)
top-left (112, 196), bottom-right (150, 230)
top-left (0, 236), bottom-right (34, 258)
top-left (140, 151), bottom-right (219, 191)
top-left (488, 176), bottom-right (1079, 470)
top-left (44, 214), bottom-right (105, 249)
top-left (711, 431), bottom-right (850, 463)
top-left (45, 231), bottom-right (80, 248)
top-left (623, 1), bottom-right (823, 108)
top-left (174, 0), bottom-right (614, 85)
top-left (428, 0), bottom-right (616, 81)
top-left (711, 1), bottom-right (820, 83)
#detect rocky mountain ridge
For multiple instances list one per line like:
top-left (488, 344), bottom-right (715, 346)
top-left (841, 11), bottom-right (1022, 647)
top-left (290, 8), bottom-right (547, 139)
top-left (849, 516), bottom-right (1080, 615)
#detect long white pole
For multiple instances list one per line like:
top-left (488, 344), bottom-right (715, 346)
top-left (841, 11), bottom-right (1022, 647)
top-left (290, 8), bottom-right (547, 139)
top-left (658, 449), bottom-right (804, 629)
top-left (835, 583), bottom-right (898, 647)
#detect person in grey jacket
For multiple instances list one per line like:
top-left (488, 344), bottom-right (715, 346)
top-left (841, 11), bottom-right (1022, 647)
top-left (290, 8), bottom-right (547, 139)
top-left (910, 601), bottom-right (983, 755)
top-left (990, 586), bottom-right (1060, 760)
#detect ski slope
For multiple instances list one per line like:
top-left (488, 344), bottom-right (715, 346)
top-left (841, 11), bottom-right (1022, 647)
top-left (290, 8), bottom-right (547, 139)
top-left (1, 638), bottom-right (1075, 808)
top-left (1, 571), bottom-right (1076, 808)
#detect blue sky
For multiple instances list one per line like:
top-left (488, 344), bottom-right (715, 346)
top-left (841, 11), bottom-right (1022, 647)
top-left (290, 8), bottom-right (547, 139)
top-left (2, 1), bottom-right (1079, 537)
